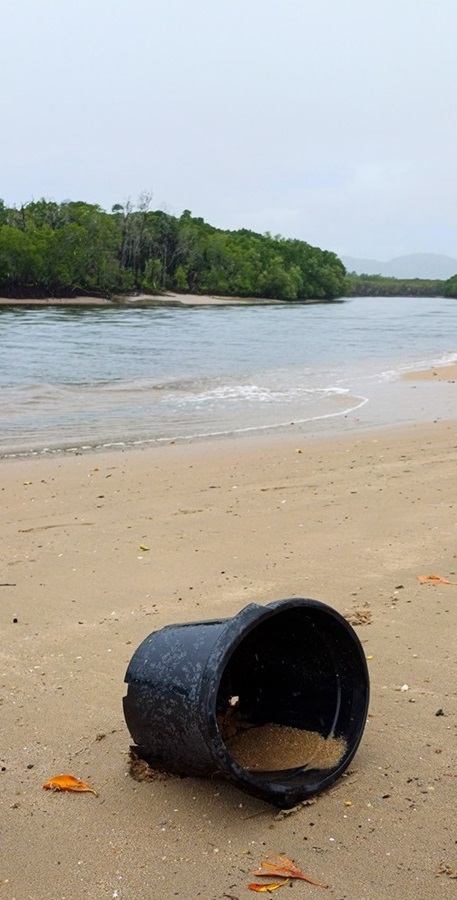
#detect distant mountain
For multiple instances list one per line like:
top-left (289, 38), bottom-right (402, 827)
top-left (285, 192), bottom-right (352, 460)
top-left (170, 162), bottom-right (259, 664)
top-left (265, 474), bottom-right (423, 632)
top-left (342, 253), bottom-right (457, 280)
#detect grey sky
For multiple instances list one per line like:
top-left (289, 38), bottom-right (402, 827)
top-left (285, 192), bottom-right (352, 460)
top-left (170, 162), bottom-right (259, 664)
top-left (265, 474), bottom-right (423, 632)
top-left (2, 0), bottom-right (457, 259)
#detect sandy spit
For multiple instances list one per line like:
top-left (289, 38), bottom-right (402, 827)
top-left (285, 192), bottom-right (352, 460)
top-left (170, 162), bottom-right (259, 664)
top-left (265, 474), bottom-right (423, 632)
top-left (1, 421), bottom-right (457, 899)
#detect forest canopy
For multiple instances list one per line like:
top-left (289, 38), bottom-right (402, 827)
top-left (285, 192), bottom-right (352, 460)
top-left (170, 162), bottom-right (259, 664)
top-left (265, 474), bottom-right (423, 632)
top-left (0, 197), bottom-right (347, 301)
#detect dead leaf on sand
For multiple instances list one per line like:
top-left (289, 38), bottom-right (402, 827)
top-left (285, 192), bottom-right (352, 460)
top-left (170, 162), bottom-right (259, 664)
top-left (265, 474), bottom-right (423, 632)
top-left (417, 574), bottom-right (457, 585)
top-left (43, 774), bottom-right (98, 795)
top-left (248, 881), bottom-right (289, 893)
top-left (251, 856), bottom-right (328, 889)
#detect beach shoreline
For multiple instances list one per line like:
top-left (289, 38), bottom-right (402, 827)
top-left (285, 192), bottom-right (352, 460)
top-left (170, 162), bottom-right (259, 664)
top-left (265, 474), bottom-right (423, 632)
top-left (2, 294), bottom-right (456, 463)
top-left (2, 360), bottom-right (455, 460)
top-left (0, 292), bottom-right (283, 307)
top-left (2, 417), bottom-right (457, 898)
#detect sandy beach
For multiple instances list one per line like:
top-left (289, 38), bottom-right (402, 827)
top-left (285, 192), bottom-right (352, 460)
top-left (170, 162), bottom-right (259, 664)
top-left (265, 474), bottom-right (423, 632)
top-left (2, 412), bottom-right (457, 898)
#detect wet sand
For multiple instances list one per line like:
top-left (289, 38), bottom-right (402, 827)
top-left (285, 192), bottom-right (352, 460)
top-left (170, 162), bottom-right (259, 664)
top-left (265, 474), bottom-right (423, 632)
top-left (1, 419), bottom-right (457, 898)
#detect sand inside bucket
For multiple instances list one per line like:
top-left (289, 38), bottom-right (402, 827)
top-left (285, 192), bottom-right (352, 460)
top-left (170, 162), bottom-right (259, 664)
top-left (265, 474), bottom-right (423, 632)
top-left (221, 719), bottom-right (346, 771)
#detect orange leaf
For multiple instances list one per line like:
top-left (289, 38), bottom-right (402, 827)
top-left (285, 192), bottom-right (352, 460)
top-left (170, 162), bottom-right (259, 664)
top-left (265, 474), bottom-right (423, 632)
top-left (248, 882), bottom-right (289, 893)
top-left (43, 774), bottom-right (98, 796)
top-left (252, 856), bottom-right (328, 888)
top-left (417, 574), bottom-right (457, 585)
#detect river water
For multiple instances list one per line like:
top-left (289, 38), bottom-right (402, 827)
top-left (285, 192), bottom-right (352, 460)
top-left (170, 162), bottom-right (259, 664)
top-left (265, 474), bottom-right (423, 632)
top-left (1, 296), bottom-right (456, 457)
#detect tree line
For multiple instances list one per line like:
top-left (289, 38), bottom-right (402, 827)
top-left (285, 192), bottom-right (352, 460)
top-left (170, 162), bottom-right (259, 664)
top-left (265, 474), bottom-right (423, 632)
top-left (443, 274), bottom-right (457, 298)
top-left (345, 272), bottom-right (457, 298)
top-left (0, 197), bottom-right (347, 301)
top-left (345, 273), bottom-right (445, 297)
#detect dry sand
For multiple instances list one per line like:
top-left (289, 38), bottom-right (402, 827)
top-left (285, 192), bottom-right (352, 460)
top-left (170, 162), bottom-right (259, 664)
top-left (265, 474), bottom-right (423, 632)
top-left (1, 416), bottom-right (457, 898)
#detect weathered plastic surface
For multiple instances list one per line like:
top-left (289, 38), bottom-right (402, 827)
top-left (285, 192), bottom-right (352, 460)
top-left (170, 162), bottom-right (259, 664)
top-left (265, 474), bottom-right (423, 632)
top-left (123, 598), bottom-right (370, 807)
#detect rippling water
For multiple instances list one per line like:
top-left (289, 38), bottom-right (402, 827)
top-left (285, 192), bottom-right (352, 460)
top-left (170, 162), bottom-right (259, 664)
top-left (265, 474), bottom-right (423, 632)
top-left (1, 296), bottom-right (456, 457)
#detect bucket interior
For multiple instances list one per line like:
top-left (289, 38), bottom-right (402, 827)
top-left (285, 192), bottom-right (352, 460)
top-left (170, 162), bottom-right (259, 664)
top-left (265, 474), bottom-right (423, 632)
top-left (216, 606), bottom-right (367, 788)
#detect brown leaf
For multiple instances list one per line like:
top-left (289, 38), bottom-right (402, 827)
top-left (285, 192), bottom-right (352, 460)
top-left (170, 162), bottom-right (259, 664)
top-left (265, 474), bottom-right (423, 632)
top-left (417, 574), bottom-right (457, 585)
top-left (248, 882), bottom-right (290, 893)
top-left (43, 774), bottom-right (98, 796)
top-left (251, 856), bottom-right (328, 888)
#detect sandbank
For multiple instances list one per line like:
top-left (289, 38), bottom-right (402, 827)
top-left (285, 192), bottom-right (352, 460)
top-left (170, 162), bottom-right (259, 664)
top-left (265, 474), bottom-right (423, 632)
top-left (403, 362), bottom-right (457, 382)
top-left (1, 420), bottom-right (457, 898)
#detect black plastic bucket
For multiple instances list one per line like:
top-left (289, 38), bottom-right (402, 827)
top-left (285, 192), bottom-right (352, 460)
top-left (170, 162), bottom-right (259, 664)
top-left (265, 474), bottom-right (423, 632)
top-left (123, 598), bottom-right (369, 807)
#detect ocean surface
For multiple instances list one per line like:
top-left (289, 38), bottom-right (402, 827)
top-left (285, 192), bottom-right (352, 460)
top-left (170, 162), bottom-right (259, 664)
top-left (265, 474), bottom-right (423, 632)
top-left (1, 295), bottom-right (456, 458)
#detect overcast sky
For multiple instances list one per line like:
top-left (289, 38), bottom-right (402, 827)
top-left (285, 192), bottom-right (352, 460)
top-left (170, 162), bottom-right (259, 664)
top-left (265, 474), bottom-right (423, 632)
top-left (2, 0), bottom-right (457, 259)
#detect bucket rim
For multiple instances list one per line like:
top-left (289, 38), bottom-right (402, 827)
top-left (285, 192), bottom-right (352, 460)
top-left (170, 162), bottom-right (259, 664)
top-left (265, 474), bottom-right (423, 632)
top-left (199, 597), bottom-right (369, 804)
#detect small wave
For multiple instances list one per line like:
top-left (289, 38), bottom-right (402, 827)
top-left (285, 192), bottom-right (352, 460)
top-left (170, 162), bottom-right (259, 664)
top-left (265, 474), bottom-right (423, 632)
top-left (153, 394), bottom-right (370, 441)
top-left (174, 382), bottom-right (351, 406)
top-left (0, 393), bottom-right (369, 459)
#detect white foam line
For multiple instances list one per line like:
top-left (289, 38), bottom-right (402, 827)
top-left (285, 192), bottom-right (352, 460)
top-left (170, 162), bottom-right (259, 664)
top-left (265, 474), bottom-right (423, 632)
top-left (1, 394), bottom-right (370, 458)
top-left (138, 394), bottom-right (370, 444)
